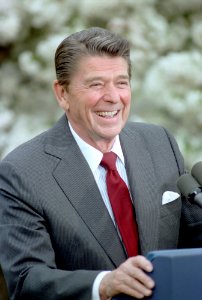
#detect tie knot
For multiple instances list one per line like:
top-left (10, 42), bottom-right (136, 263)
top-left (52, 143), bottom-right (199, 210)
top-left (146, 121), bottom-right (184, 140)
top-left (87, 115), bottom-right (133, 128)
top-left (101, 152), bottom-right (117, 171)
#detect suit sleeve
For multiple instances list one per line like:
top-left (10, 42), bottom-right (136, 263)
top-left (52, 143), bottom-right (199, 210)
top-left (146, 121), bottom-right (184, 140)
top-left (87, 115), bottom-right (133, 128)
top-left (0, 160), bottom-right (100, 300)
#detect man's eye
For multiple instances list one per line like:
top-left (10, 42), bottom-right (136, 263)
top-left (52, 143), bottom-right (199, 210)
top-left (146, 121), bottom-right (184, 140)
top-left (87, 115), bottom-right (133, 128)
top-left (90, 83), bottom-right (103, 88)
top-left (118, 81), bottom-right (129, 87)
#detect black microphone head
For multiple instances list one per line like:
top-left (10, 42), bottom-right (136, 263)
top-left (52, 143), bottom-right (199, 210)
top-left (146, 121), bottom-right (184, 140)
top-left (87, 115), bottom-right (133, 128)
top-left (177, 173), bottom-right (201, 199)
top-left (191, 161), bottom-right (202, 186)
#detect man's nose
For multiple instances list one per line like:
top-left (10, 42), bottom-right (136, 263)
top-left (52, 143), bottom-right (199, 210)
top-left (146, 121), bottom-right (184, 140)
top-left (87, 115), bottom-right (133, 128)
top-left (102, 84), bottom-right (119, 102)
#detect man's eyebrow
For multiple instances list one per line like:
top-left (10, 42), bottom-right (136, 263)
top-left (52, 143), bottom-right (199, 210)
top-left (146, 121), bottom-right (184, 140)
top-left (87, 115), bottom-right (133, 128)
top-left (116, 75), bottom-right (130, 80)
top-left (84, 76), bottom-right (104, 84)
top-left (84, 75), bottom-right (130, 83)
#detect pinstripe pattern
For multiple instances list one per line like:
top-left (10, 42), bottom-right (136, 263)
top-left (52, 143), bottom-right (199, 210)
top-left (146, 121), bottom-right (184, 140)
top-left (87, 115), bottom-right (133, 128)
top-left (0, 114), bottom-right (188, 300)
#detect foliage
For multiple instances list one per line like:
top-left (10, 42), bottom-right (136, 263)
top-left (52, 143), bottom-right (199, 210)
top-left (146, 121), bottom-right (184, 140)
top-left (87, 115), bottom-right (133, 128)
top-left (0, 0), bottom-right (202, 168)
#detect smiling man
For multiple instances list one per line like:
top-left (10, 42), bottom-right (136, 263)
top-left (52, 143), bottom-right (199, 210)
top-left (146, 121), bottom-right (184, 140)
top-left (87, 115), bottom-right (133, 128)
top-left (0, 27), bottom-right (198, 300)
top-left (54, 55), bottom-right (131, 152)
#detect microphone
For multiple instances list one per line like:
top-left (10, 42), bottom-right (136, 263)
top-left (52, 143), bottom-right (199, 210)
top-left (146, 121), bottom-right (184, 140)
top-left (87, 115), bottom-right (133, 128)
top-left (177, 173), bottom-right (202, 208)
top-left (192, 161), bottom-right (202, 186)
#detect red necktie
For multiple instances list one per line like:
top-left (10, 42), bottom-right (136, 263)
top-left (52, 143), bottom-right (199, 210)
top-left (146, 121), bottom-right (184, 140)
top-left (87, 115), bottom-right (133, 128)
top-left (101, 152), bottom-right (139, 257)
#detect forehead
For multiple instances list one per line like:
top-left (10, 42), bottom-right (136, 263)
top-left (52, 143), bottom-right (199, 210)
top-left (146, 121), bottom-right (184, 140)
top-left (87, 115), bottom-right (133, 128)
top-left (75, 55), bottom-right (129, 77)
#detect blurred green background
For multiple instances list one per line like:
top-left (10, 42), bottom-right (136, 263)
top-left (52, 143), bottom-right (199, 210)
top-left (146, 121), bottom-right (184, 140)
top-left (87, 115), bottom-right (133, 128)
top-left (0, 0), bottom-right (202, 169)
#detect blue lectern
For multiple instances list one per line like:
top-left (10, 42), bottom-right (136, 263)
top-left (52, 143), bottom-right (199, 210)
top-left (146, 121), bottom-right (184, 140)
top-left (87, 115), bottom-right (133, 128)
top-left (112, 248), bottom-right (202, 300)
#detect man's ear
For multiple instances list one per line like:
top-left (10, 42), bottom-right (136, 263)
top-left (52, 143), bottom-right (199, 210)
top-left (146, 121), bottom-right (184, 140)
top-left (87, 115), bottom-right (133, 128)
top-left (53, 80), bottom-right (69, 111)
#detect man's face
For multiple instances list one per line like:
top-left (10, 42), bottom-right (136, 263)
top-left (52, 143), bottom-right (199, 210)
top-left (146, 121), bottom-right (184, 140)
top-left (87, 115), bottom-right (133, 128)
top-left (61, 55), bottom-right (131, 150)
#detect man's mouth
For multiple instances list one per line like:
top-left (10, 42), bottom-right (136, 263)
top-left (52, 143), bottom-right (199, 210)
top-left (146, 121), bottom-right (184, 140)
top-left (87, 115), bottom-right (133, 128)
top-left (96, 110), bottom-right (118, 118)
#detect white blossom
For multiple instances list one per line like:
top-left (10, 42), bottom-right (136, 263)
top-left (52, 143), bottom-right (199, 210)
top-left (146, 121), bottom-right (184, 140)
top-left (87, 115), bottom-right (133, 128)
top-left (0, 10), bottom-right (21, 45)
top-left (191, 16), bottom-right (202, 48)
top-left (18, 51), bottom-right (41, 76)
top-left (21, 0), bottom-right (69, 29)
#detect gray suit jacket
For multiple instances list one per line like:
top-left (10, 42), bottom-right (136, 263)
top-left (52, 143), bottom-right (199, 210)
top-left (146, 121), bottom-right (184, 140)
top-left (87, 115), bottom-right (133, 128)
top-left (0, 115), bottom-right (194, 300)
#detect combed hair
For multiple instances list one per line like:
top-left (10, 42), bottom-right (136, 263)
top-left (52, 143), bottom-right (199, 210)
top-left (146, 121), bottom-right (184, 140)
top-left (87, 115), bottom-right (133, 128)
top-left (55, 27), bottom-right (131, 86)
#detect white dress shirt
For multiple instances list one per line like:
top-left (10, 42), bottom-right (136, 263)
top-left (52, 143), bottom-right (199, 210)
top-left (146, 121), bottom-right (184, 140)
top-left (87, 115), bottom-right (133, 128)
top-left (69, 122), bottom-right (131, 300)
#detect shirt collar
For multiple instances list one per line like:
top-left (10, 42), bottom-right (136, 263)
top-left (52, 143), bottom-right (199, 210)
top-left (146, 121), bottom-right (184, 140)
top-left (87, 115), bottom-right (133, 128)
top-left (68, 122), bottom-right (125, 174)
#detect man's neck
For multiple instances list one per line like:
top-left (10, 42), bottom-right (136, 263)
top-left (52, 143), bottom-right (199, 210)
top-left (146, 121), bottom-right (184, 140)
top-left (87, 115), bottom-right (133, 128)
top-left (68, 121), bottom-right (116, 153)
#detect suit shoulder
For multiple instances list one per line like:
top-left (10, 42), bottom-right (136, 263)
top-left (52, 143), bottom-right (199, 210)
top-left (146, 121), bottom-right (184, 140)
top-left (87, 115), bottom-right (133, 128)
top-left (123, 121), bottom-right (184, 174)
top-left (1, 129), bottom-right (49, 166)
top-left (124, 121), bottom-right (166, 135)
top-left (0, 115), bottom-right (68, 170)
top-left (124, 121), bottom-right (179, 145)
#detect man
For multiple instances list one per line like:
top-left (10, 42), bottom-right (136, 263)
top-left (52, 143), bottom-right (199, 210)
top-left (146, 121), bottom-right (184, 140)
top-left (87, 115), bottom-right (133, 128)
top-left (0, 27), bottom-right (197, 300)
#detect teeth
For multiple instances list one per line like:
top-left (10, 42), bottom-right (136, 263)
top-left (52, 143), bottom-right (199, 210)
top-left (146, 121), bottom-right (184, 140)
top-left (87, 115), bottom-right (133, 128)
top-left (97, 111), bottom-right (117, 117)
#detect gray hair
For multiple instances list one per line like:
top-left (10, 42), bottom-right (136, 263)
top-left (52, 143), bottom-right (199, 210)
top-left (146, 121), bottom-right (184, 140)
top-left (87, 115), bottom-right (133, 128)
top-left (55, 27), bottom-right (131, 86)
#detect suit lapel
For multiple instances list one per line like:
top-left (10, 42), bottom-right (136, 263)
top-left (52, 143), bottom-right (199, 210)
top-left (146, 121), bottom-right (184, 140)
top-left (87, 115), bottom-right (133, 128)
top-left (120, 124), bottom-right (160, 255)
top-left (44, 115), bottom-right (126, 267)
